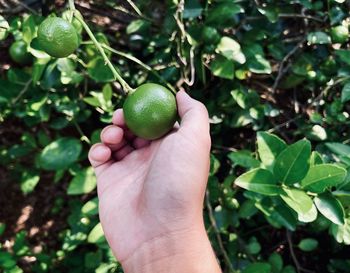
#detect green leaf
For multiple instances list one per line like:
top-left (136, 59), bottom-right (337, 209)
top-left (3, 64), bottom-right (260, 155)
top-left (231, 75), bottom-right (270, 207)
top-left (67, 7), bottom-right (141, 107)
top-left (325, 142), bottom-right (350, 158)
top-left (216, 37), bottom-right (246, 64)
top-left (87, 223), bottom-right (106, 244)
top-left (301, 164), bottom-right (347, 193)
top-left (0, 223), bottom-right (6, 236)
top-left (331, 218), bottom-right (350, 244)
top-left (247, 54), bottom-right (272, 74)
top-left (68, 167), bottom-right (97, 195)
top-left (82, 197), bottom-right (99, 216)
top-left (307, 32), bottom-right (331, 44)
top-left (310, 151), bottom-right (324, 165)
top-left (210, 55), bottom-right (234, 79)
top-left (39, 138), bottom-right (82, 170)
top-left (270, 204), bottom-right (297, 231)
top-left (341, 82), bottom-right (350, 103)
top-left (238, 200), bottom-right (258, 219)
top-left (258, 5), bottom-right (279, 23)
top-left (314, 193), bottom-right (345, 225)
top-left (257, 132), bottom-right (287, 169)
top-left (0, 16), bottom-right (9, 41)
top-left (306, 125), bottom-right (327, 141)
top-left (235, 168), bottom-right (282, 196)
top-left (206, 3), bottom-right (244, 26)
top-left (280, 188), bottom-right (313, 221)
top-left (20, 172), bottom-right (40, 194)
top-left (183, 0), bottom-right (203, 18)
top-left (335, 50), bottom-right (350, 65)
top-left (87, 57), bottom-right (114, 83)
top-left (282, 266), bottom-right (296, 273)
top-left (247, 237), bottom-right (261, 255)
top-left (274, 139), bottom-right (311, 185)
top-left (126, 19), bottom-right (150, 34)
top-left (102, 84), bottom-right (112, 102)
top-left (298, 203), bottom-right (318, 223)
top-left (268, 252), bottom-right (283, 273)
top-left (243, 263), bottom-right (271, 273)
top-left (228, 150), bottom-right (260, 169)
top-left (298, 238), bottom-right (318, 252)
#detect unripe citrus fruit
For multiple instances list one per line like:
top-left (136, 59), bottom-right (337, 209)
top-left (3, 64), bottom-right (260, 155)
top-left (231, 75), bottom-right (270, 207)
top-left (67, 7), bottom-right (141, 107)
top-left (9, 40), bottom-right (32, 65)
top-left (202, 26), bottom-right (220, 44)
top-left (37, 17), bottom-right (79, 58)
top-left (330, 25), bottom-right (349, 44)
top-left (123, 83), bottom-right (177, 140)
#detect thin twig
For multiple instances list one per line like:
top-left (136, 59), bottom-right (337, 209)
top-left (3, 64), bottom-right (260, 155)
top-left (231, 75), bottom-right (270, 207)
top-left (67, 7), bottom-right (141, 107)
top-left (184, 46), bottom-right (195, 86)
top-left (268, 116), bottom-right (302, 134)
top-left (11, 79), bottom-right (32, 105)
top-left (11, 0), bottom-right (39, 15)
top-left (310, 76), bottom-right (350, 106)
top-left (272, 37), bottom-right (307, 93)
top-left (212, 145), bottom-right (238, 152)
top-left (205, 190), bottom-right (235, 273)
top-left (125, 0), bottom-right (143, 17)
top-left (99, 43), bottom-right (176, 93)
top-left (286, 230), bottom-right (314, 273)
top-left (69, 1), bottom-right (133, 93)
top-left (72, 120), bottom-right (90, 144)
top-left (246, 14), bottom-right (324, 22)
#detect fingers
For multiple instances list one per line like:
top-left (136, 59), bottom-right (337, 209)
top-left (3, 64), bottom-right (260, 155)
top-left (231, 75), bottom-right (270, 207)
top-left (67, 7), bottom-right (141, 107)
top-left (100, 125), bottom-right (125, 150)
top-left (176, 90), bottom-right (210, 137)
top-left (100, 124), bottom-right (134, 159)
top-left (88, 143), bottom-right (112, 175)
top-left (112, 109), bottom-right (125, 127)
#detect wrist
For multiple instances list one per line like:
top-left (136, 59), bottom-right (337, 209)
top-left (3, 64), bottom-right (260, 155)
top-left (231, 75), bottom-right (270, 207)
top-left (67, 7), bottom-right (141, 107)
top-left (121, 225), bottom-right (222, 273)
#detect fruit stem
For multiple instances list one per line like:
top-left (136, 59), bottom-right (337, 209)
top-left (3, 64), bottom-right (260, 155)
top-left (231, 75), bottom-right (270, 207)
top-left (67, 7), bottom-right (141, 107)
top-left (81, 41), bottom-right (176, 94)
top-left (68, 0), bottom-right (133, 94)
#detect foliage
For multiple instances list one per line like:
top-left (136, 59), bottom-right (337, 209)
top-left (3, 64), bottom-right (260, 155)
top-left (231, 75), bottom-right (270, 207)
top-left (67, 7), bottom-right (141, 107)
top-left (1, 0), bottom-right (350, 272)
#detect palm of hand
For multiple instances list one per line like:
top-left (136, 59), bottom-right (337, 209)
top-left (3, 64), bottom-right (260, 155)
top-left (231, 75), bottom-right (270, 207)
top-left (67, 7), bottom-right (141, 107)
top-left (88, 91), bottom-right (210, 263)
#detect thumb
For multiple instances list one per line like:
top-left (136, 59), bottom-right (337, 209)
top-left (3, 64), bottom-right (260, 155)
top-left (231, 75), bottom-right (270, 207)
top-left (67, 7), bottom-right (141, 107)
top-left (176, 90), bottom-right (210, 136)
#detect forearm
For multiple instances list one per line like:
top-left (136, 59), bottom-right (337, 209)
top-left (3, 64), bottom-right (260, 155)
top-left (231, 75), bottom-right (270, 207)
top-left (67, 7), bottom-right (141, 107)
top-left (121, 226), bottom-right (222, 273)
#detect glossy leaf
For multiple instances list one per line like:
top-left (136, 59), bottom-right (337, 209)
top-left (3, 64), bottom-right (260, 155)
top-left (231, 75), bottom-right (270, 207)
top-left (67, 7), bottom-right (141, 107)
top-left (331, 218), bottom-right (350, 244)
top-left (274, 139), bottom-right (311, 184)
top-left (243, 263), bottom-right (271, 273)
top-left (216, 37), bottom-right (246, 64)
top-left (341, 82), bottom-right (350, 103)
top-left (269, 204), bottom-right (297, 231)
top-left (301, 164), bottom-right (346, 193)
top-left (325, 142), bottom-right (350, 158)
top-left (87, 223), bottom-right (106, 244)
top-left (68, 167), bottom-right (97, 195)
top-left (235, 168), bottom-right (282, 196)
top-left (310, 151), bottom-right (323, 166)
top-left (280, 188), bottom-right (314, 222)
top-left (210, 55), bottom-right (234, 79)
top-left (298, 238), bottom-right (318, 252)
top-left (257, 131), bottom-right (287, 169)
top-left (228, 150), bottom-right (260, 169)
top-left (82, 197), bottom-right (99, 216)
top-left (314, 193), bottom-right (345, 225)
top-left (39, 138), bottom-right (82, 170)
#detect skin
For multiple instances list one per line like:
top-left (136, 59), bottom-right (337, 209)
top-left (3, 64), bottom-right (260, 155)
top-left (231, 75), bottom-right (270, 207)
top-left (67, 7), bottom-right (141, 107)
top-left (88, 91), bottom-right (222, 273)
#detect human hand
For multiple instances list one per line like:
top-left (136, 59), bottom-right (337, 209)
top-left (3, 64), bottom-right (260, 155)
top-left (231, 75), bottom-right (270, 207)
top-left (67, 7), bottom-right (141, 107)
top-left (88, 91), bottom-right (221, 273)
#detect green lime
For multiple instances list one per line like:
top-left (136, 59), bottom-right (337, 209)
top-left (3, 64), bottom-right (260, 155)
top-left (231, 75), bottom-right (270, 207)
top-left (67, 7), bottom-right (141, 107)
top-left (37, 17), bottom-right (79, 58)
top-left (202, 26), bottom-right (220, 44)
top-left (61, 10), bottom-right (83, 34)
top-left (9, 40), bottom-right (32, 65)
top-left (330, 25), bottom-right (349, 44)
top-left (123, 83), bottom-right (177, 140)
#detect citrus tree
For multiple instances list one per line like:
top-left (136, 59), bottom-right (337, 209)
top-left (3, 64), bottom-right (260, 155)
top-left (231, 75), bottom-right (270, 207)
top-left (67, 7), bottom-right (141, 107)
top-left (1, 0), bottom-right (350, 273)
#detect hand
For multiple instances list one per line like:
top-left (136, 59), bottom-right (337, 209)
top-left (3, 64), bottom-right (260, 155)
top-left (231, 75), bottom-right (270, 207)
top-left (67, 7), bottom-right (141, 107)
top-left (88, 91), bottom-right (221, 273)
